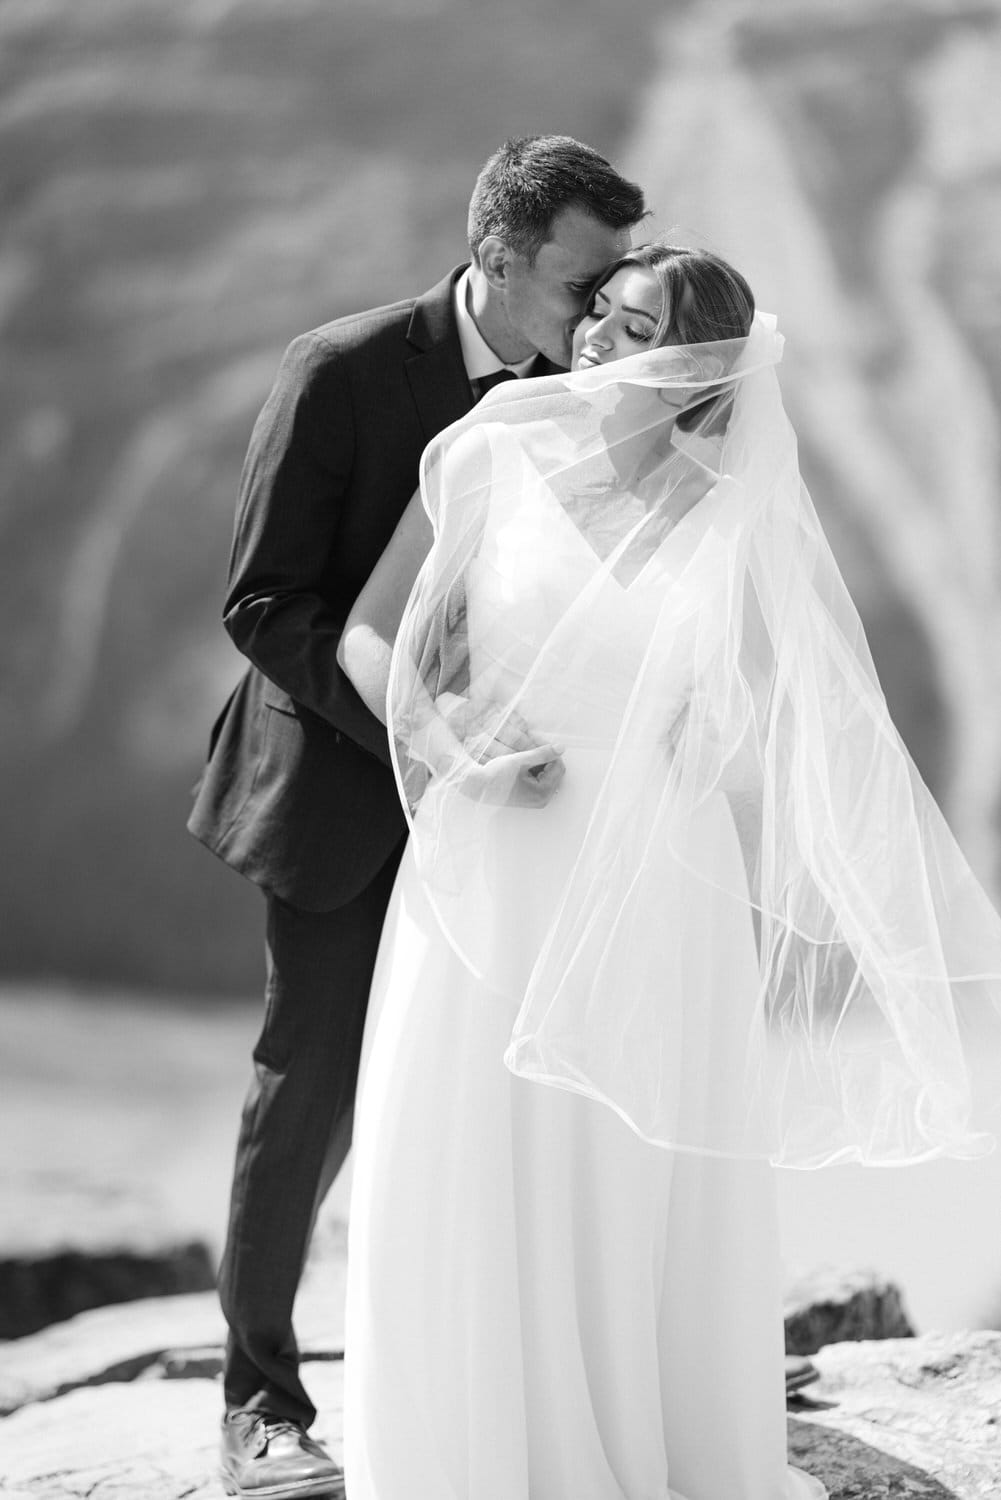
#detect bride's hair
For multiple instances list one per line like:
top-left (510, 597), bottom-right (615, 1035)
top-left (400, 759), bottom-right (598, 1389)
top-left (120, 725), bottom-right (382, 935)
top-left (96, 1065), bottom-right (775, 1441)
top-left (589, 243), bottom-right (756, 433)
top-left (605, 242), bottom-right (755, 346)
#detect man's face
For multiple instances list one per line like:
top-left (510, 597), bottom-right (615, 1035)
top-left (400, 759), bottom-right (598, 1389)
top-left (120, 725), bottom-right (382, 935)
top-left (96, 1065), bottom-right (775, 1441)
top-left (502, 205), bottom-right (632, 368)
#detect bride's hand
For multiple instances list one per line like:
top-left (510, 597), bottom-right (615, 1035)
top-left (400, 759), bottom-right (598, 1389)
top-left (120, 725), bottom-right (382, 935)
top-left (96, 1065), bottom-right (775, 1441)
top-left (459, 740), bottom-right (566, 808)
top-left (437, 694), bottom-right (566, 807)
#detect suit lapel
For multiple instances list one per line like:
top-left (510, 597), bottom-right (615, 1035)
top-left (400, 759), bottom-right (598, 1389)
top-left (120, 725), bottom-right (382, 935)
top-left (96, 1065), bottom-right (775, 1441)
top-left (531, 354), bottom-right (566, 379)
top-left (405, 267), bottom-right (475, 443)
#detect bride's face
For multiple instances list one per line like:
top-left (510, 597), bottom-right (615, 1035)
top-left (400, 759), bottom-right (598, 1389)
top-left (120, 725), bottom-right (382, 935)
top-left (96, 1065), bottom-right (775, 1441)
top-left (571, 266), bottom-right (665, 370)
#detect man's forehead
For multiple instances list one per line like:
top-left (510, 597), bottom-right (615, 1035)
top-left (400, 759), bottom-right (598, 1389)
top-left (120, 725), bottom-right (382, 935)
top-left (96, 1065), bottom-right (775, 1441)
top-left (538, 206), bottom-right (631, 276)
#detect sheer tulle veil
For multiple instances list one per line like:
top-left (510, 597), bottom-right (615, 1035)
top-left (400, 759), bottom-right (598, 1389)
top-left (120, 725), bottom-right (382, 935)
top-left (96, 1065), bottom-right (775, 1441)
top-left (386, 313), bottom-right (1001, 1167)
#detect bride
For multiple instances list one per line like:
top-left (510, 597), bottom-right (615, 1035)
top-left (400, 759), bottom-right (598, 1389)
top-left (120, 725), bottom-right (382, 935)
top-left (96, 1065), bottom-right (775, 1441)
top-left (336, 243), bottom-right (1001, 1500)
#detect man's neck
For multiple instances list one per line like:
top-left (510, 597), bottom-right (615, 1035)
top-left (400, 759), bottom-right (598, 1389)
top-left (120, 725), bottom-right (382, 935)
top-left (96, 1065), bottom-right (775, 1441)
top-left (465, 263), bottom-right (537, 365)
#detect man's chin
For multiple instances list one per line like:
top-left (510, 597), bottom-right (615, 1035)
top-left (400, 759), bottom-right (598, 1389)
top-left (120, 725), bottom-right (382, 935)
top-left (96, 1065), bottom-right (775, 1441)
top-left (525, 329), bottom-right (571, 372)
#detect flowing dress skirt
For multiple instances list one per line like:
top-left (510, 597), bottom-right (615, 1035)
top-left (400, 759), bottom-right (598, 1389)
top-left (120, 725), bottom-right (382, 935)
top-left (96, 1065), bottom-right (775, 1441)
top-left (343, 795), bottom-right (826, 1500)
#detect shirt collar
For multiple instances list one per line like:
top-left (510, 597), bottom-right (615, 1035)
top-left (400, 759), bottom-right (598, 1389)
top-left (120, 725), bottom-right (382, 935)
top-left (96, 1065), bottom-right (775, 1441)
top-left (453, 267), bottom-right (537, 382)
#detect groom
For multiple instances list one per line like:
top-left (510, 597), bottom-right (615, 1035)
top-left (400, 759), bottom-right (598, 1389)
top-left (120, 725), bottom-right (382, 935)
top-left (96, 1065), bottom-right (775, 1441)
top-left (189, 135), bottom-right (647, 1498)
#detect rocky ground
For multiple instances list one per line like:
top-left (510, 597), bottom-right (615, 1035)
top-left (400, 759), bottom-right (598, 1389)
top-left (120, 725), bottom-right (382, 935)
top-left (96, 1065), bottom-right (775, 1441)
top-left (3, 986), bottom-right (1000, 1497)
top-left (2, 1239), bottom-right (999, 1500)
top-left (787, 1333), bottom-right (1001, 1499)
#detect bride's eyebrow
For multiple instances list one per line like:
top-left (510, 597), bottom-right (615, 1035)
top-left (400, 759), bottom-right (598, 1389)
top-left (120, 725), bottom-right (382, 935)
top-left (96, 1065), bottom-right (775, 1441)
top-left (592, 289), bottom-right (657, 321)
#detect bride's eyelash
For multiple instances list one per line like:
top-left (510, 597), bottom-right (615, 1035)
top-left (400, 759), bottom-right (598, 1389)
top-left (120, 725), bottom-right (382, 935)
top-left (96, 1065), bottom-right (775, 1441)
top-left (580, 304), bottom-right (652, 340)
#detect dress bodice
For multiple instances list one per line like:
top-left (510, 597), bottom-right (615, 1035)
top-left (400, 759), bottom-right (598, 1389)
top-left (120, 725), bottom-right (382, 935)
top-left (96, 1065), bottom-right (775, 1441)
top-left (466, 477), bottom-right (670, 748)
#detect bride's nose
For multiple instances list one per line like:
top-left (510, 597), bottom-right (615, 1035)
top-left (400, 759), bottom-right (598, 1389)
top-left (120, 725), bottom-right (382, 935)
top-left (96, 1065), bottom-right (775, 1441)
top-left (585, 315), bottom-right (613, 348)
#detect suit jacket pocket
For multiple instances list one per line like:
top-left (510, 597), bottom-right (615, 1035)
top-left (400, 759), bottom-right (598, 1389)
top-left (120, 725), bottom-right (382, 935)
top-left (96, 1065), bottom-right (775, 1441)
top-left (261, 685), bottom-right (343, 746)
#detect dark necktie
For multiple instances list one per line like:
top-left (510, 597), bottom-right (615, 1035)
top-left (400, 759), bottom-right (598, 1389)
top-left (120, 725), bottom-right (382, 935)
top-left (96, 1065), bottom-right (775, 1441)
top-left (475, 368), bottom-right (518, 401)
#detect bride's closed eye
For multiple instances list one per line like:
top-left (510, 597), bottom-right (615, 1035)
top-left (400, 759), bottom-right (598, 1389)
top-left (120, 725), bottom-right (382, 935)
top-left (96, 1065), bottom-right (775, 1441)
top-left (581, 293), bottom-right (654, 339)
top-left (581, 308), bottom-right (653, 344)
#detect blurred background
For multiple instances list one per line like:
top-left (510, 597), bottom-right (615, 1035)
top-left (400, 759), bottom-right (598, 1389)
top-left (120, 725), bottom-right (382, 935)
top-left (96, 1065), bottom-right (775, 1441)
top-left (3, 0), bottom-right (1001, 1336)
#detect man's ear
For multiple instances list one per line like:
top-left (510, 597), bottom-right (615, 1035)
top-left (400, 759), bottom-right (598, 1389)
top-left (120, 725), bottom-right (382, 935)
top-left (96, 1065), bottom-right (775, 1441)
top-left (478, 236), bottom-right (513, 290)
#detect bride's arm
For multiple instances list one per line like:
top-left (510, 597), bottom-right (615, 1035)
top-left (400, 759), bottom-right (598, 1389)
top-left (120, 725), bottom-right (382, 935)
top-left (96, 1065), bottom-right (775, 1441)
top-left (337, 488), bottom-right (495, 766)
top-left (338, 487), bottom-right (565, 805)
top-left (337, 488), bottom-right (431, 726)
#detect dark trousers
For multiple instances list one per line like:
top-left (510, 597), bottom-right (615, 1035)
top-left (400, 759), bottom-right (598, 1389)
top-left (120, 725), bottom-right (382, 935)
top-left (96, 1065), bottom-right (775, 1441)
top-left (218, 842), bottom-right (404, 1425)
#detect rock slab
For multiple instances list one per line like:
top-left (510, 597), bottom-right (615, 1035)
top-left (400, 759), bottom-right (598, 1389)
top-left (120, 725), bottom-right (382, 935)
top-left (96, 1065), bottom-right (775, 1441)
top-left (785, 1266), bottom-right (916, 1356)
top-left (0, 1368), bottom-right (345, 1500)
top-left (2, 1323), bottom-right (999, 1497)
top-left (0, 1274), bottom-right (345, 1418)
top-left (790, 1331), bottom-right (1001, 1498)
top-left (0, 1242), bottom-right (216, 1340)
top-left (1, 1255), bottom-right (997, 1498)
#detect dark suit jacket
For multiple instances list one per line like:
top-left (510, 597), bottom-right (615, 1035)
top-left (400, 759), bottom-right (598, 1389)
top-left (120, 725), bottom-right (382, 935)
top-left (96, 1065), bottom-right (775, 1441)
top-left (188, 268), bottom-right (479, 910)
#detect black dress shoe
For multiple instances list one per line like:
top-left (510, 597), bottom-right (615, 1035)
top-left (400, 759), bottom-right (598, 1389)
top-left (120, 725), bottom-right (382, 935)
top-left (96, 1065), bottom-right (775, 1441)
top-left (220, 1412), bottom-right (345, 1498)
top-left (784, 1354), bottom-right (821, 1396)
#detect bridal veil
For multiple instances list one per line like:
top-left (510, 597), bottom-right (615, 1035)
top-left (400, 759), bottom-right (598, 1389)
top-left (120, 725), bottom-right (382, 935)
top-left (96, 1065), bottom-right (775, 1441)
top-left (386, 315), bottom-right (1001, 1168)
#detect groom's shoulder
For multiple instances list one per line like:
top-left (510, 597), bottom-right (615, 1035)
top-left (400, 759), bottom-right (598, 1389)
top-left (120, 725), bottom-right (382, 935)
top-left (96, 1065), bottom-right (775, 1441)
top-left (260, 299), bottom-right (420, 413)
top-left (273, 309), bottom-right (407, 385)
top-left (298, 270), bottom-right (458, 365)
top-left (309, 294), bottom-right (418, 353)
top-left (264, 298), bottom-right (420, 401)
top-left (266, 271), bottom-right (460, 398)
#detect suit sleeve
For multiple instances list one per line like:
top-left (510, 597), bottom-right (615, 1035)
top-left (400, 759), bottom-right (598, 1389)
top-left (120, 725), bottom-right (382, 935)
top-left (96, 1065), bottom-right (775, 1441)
top-left (223, 331), bottom-right (392, 765)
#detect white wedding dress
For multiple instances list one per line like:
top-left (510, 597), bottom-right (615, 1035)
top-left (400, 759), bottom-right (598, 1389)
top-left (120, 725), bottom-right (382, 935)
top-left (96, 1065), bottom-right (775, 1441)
top-left (343, 476), bottom-right (827, 1500)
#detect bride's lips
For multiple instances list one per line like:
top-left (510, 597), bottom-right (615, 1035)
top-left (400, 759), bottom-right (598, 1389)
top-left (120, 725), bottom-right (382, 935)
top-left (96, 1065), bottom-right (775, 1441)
top-left (576, 350), bottom-right (601, 370)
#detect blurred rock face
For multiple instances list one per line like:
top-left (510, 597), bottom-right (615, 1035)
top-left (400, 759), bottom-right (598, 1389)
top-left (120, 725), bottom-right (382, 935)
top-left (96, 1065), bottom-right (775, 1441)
top-left (1, 0), bottom-right (999, 993)
top-left (626, 1), bottom-right (1001, 880)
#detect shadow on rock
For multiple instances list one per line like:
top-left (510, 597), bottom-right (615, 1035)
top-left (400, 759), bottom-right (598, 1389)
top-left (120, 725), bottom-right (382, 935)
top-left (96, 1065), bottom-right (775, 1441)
top-left (0, 1242), bottom-right (215, 1339)
top-left (789, 1417), bottom-right (958, 1499)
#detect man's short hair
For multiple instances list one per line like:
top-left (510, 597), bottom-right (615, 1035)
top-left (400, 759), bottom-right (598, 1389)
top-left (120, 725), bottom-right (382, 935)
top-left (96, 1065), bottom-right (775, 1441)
top-left (467, 135), bottom-right (647, 265)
